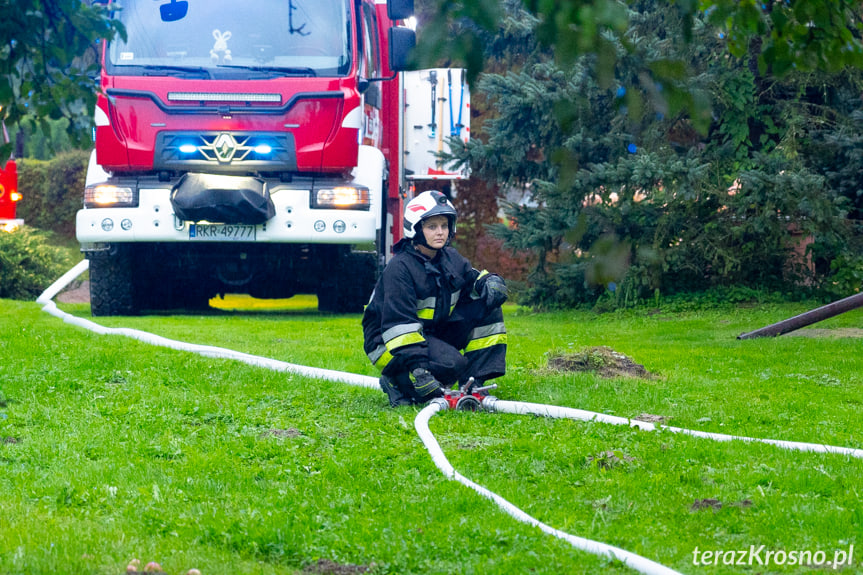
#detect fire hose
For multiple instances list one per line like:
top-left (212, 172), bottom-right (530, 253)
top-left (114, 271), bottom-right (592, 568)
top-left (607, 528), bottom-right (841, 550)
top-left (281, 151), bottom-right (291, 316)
top-left (37, 261), bottom-right (863, 574)
top-left (415, 399), bottom-right (682, 575)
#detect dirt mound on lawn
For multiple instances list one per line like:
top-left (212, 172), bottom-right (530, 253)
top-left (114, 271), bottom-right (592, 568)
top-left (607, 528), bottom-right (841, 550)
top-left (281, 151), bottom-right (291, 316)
top-left (548, 346), bottom-right (654, 379)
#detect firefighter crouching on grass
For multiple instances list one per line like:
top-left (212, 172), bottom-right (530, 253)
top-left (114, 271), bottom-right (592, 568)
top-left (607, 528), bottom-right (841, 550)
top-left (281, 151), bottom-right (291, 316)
top-left (362, 190), bottom-right (509, 407)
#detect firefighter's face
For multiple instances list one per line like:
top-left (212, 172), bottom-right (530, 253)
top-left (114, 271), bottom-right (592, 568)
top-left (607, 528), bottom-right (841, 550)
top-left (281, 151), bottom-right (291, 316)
top-left (421, 215), bottom-right (449, 250)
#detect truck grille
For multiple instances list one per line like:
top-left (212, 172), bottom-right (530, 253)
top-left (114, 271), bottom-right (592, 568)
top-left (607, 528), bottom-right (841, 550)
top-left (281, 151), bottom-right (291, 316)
top-left (155, 132), bottom-right (297, 172)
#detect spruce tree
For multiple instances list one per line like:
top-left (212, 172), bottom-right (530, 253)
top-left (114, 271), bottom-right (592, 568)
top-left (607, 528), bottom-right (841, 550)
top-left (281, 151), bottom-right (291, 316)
top-left (458, 0), bottom-right (858, 308)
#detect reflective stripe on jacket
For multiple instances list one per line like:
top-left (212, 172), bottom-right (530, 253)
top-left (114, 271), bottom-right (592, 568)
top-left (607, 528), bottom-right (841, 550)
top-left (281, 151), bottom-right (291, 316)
top-left (362, 239), bottom-right (479, 371)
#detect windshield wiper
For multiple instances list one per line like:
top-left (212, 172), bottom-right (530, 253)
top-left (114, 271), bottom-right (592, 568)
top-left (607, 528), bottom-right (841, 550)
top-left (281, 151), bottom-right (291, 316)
top-left (217, 65), bottom-right (317, 77)
top-left (139, 65), bottom-right (212, 79)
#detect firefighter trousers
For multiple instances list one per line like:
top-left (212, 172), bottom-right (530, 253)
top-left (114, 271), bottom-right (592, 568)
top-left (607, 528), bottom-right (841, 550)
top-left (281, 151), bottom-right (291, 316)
top-left (382, 297), bottom-right (507, 393)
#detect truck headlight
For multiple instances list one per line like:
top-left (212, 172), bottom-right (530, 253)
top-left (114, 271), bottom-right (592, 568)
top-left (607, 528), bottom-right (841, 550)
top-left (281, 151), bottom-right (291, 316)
top-left (84, 184), bottom-right (138, 208)
top-left (312, 186), bottom-right (370, 210)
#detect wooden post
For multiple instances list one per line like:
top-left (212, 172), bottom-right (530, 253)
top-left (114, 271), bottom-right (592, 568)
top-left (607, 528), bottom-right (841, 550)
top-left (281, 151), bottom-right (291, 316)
top-left (737, 292), bottom-right (863, 339)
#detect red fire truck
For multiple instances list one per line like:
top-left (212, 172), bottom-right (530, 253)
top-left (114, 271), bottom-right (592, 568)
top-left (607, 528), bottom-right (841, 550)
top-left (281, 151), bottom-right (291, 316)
top-left (76, 0), bottom-right (469, 315)
top-left (1, 107), bottom-right (22, 231)
top-left (0, 159), bottom-right (22, 231)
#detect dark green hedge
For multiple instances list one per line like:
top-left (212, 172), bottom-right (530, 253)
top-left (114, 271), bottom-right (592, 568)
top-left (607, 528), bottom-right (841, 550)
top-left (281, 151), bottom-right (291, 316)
top-left (0, 226), bottom-right (75, 300)
top-left (15, 150), bottom-right (89, 240)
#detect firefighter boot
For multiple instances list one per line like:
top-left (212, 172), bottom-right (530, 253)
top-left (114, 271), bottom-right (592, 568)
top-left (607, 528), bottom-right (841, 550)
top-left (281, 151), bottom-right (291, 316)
top-left (379, 374), bottom-right (412, 408)
top-left (409, 368), bottom-right (444, 403)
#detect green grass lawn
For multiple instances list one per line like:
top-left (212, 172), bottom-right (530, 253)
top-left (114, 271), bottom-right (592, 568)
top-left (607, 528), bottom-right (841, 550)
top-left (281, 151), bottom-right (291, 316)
top-left (2, 293), bottom-right (862, 574)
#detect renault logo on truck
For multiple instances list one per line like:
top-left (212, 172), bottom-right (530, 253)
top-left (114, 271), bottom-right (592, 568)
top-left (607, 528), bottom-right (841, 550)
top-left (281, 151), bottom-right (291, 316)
top-left (213, 133), bottom-right (238, 162)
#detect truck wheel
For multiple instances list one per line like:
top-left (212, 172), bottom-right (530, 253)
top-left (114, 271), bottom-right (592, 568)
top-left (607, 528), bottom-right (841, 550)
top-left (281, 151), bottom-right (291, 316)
top-left (317, 251), bottom-right (376, 313)
top-left (88, 245), bottom-right (136, 316)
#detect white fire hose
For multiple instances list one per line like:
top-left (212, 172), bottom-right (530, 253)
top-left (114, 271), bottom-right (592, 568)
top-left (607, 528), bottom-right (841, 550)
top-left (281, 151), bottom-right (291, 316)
top-left (415, 399), bottom-right (683, 575)
top-left (37, 261), bottom-right (863, 575)
top-left (37, 261), bottom-right (379, 390)
top-left (481, 398), bottom-right (863, 459)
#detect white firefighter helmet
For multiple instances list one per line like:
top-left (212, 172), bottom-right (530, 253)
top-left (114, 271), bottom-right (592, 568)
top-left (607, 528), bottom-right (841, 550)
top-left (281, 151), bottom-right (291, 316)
top-left (403, 190), bottom-right (457, 241)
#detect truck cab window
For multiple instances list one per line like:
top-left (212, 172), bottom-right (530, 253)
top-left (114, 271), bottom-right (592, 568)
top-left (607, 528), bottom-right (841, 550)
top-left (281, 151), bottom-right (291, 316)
top-left (360, 2), bottom-right (380, 79)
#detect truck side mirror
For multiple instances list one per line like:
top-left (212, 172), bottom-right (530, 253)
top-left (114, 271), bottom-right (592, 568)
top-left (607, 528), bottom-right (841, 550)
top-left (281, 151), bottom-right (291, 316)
top-left (160, 0), bottom-right (188, 22)
top-left (387, 0), bottom-right (413, 21)
top-left (388, 27), bottom-right (416, 72)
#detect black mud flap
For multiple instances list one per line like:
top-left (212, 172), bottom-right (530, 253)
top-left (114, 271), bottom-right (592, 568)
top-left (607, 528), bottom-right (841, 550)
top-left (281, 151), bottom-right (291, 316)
top-left (171, 173), bottom-right (275, 224)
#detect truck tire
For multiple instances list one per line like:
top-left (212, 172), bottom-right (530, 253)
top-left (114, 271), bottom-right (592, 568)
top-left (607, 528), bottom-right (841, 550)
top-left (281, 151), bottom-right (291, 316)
top-left (317, 251), bottom-right (377, 313)
top-left (88, 245), bottom-right (136, 316)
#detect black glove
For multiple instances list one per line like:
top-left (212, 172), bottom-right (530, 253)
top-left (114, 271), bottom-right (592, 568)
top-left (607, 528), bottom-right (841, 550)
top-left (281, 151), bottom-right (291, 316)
top-left (409, 368), bottom-right (443, 401)
top-left (481, 274), bottom-right (508, 308)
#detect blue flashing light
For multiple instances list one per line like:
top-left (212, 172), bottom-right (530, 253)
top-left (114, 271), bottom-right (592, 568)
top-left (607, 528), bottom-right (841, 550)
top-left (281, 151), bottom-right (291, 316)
top-left (254, 144), bottom-right (273, 155)
top-left (627, 143), bottom-right (637, 154)
top-left (616, 86), bottom-right (626, 98)
top-left (179, 144), bottom-right (197, 154)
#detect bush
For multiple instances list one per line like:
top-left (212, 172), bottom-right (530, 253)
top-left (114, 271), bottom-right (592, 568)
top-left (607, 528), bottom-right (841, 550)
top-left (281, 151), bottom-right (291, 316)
top-left (15, 150), bottom-right (89, 240)
top-left (0, 226), bottom-right (75, 300)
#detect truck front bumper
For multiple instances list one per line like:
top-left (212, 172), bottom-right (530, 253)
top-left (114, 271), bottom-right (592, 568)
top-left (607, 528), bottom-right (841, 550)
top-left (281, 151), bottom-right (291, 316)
top-left (0, 219), bottom-right (24, 232)
top-left (76, 187), bottom-right (376, 244)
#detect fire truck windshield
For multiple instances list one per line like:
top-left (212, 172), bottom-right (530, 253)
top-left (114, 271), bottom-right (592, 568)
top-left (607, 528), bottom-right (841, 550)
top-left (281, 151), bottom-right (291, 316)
top-left (107, 0), bottom-right (352, 77)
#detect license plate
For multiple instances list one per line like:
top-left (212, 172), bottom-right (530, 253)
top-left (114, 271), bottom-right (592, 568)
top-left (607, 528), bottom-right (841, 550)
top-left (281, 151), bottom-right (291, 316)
top-left (189, 223), bottom-right (257, 241)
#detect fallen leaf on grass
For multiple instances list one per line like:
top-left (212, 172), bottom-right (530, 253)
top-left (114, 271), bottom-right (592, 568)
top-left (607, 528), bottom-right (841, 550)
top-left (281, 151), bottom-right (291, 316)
top-left (260, 428), bottom-right (303, 439)
top-left (634, 413), bottom-right (669, 424)
top-left (691, 498), bottom-right (753, 512)
top-left (586, 450), bottom-right (635, 470)
top-left (691, 498), bottom-right (722, 511)
top-left (303, 558), bottom-right (371, 574)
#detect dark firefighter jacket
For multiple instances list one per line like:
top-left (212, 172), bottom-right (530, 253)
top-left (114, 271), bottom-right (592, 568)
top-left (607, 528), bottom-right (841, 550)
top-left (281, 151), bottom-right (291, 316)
top-left (362, 239), bottom-right (484, 372)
